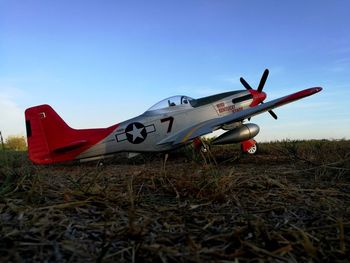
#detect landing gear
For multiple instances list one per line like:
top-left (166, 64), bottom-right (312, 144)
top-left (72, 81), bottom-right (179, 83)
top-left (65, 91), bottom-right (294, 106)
top-left (96, 159), bottom-right (105, 167)
top-left (241, 139), bottom-right (258, 155)
top-left (193, 138), bottom-right (217, 165)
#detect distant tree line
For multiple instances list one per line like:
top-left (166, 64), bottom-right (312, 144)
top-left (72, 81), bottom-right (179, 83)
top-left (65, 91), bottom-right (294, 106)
top-left (0, 132), bottom-right (27, 151)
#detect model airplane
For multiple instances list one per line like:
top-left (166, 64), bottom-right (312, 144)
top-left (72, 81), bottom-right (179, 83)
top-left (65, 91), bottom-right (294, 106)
top-left (25, 69), bottom-right (322, 164)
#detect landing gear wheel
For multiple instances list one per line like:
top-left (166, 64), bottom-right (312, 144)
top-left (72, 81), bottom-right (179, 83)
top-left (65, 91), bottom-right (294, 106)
top-left (241, 141), bottom-right (259, 155)
top-left (96, 160), bottom-right (105, 167)
top-left (246, 143), bottom-right (258, 155)
top-left (201, 143), bottom-right (210, 153)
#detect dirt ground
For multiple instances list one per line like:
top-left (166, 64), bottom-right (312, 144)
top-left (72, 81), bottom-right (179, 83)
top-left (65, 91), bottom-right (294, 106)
top-left (0, 140), bottom-right (349, 262)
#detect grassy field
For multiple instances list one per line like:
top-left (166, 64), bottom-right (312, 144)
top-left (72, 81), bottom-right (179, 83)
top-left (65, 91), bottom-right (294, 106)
top-left (0, 140), bottom-right (349, 262)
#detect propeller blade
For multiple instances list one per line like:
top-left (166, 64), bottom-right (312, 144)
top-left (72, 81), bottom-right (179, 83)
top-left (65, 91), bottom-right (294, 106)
top-left (260, 100), bottom-right (278, 120)
top-left (268, 110), bottom-right (278, 120)
top-left (257, 69), bottom-right (269, 92)
top-left (240, 77), bottom-right (253, 90)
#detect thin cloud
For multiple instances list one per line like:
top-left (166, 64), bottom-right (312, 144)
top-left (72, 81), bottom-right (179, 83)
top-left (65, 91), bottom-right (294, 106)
top-left (325, 57), bottom-right (350, 73)
top-left (330, 46), bottom-right (350, 55)
top-left (219, 75), bottom-right (241, 86)
top-left (281, 101), bottom-right (331, 110)
top-left (0, 93), bottom-right (25, 137)
top-left (176, 85), bottom-right (226, 97)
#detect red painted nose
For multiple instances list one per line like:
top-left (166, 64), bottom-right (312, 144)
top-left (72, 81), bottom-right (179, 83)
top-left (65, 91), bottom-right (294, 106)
top-left (249, 90), bottom-right (267, 107)
top-left (259, 91), bottom-right (267, 102)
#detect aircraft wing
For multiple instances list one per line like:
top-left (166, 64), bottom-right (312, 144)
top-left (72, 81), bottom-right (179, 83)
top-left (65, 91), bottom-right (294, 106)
top-left (157, 87), bottom-right (322, 146)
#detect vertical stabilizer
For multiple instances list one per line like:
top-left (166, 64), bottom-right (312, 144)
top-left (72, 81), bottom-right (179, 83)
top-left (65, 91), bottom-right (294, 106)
top-left (25, 105), bottom-right (118, 164)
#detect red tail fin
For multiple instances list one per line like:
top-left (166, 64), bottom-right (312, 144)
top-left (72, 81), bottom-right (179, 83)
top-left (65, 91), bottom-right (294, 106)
top-left (25, 104), bottom-right (118, 164)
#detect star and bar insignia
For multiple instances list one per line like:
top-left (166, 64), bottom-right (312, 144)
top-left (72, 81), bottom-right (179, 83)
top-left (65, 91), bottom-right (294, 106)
top-left (115, 122), bottom-right (156, 144)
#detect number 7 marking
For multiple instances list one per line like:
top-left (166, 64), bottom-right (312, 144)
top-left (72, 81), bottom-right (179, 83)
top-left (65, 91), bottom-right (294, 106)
top-left (161, 116), bottom-right (174, 133)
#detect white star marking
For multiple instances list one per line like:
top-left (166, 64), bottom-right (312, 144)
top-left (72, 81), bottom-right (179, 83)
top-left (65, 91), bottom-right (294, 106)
top-left (127, 124), bottom-right (145, 142)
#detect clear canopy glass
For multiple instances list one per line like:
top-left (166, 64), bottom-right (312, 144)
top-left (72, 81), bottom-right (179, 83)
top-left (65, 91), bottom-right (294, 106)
top-left (146, 95), bottom-right (194, 112)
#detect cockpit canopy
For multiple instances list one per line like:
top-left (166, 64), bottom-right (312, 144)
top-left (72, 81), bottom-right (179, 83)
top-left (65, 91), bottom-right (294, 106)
top-left (146, 95), bottom-right (194, 112)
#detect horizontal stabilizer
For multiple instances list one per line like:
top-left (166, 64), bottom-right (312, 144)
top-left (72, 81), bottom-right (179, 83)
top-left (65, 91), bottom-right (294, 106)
top-left (53, 140), bottom-right (88, 153)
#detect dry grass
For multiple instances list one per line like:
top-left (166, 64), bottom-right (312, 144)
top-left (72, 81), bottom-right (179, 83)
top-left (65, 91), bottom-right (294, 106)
top-left (0, 140), bottom-right (349, 262)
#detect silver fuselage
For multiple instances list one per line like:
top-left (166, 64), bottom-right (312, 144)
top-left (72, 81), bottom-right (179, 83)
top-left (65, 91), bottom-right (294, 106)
top-left (77, 90), bottom-right (252, 161)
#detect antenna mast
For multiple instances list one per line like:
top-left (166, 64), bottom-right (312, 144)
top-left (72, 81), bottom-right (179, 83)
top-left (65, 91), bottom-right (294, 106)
top-left (0, 131), bottom-right (4, 150)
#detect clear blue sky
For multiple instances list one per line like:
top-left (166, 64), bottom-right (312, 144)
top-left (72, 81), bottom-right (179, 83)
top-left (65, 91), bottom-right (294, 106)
top-left (1, 0), bottom-right (349, 141)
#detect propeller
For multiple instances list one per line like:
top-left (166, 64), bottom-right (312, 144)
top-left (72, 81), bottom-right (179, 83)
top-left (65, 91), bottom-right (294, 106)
top-left (268, 108), bottom-right (278, 119)
top-left (240, 77), bottom-right (253, 90)
top-left (240, 69), bottom-right (278, 120)
top-left (257, 69), bottom-right (269, 92)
